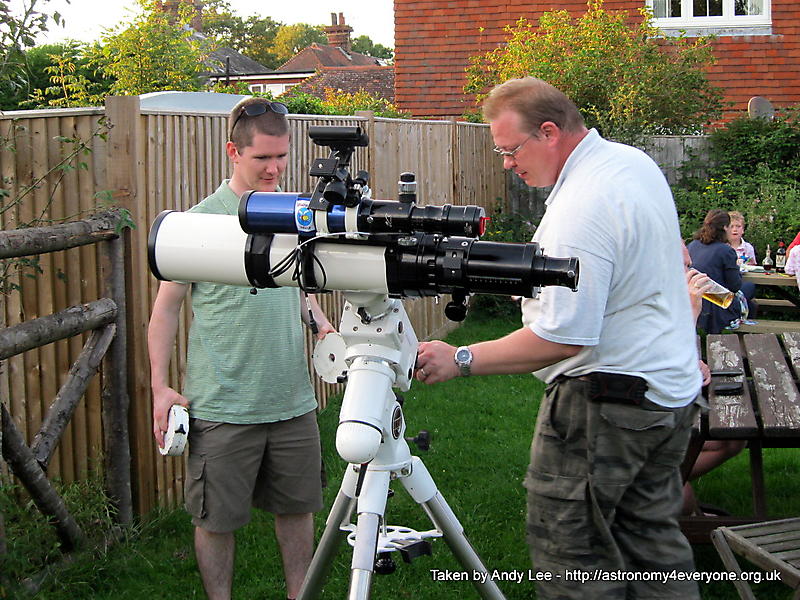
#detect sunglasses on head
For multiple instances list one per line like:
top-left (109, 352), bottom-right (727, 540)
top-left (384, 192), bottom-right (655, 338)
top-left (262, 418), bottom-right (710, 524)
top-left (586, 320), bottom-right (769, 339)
top-left (230, 101), bottom-right (288, 136)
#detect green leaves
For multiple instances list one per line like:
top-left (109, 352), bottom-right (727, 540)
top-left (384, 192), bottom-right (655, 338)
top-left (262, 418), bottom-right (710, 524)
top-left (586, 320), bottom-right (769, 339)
top-left (464, 0), bottom-right (723, 142)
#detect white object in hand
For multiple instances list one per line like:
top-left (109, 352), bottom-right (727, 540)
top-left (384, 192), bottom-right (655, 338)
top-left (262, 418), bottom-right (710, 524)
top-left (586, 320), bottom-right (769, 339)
top-left (160, 405), bottom-right (189, 456)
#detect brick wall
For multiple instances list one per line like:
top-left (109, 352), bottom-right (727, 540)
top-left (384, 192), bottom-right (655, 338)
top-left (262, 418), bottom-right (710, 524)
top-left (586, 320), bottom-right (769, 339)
top-left (395, 0), bottom-right (800, 120)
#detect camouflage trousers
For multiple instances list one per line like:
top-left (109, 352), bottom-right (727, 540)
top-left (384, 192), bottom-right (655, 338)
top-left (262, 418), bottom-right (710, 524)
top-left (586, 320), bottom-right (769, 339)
top-left (525, 376), bottom-right (700, 599)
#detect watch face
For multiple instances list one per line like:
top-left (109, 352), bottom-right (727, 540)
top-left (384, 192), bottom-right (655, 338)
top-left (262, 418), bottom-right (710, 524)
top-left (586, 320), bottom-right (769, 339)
top-left (456, 348), bottom-right (471, 363)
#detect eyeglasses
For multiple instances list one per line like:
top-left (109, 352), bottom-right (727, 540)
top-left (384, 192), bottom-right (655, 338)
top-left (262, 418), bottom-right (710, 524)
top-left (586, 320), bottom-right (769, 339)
top-left (230, 101), bottom-right (289, 136)
top-left (492, 132), bottom-right (536, 158)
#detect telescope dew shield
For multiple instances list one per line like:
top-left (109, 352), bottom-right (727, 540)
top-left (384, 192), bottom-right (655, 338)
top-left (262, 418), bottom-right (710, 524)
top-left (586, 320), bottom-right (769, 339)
top-left (386, 235), bottom-right (579, 298)
top-left (148, 211), bottom-right (252, 287)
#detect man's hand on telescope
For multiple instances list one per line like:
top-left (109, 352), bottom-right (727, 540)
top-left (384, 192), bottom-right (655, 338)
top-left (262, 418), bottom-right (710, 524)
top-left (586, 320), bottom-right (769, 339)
top-left (152, 386), bottom-right (190, 449)
top-left (415, 340), bottom-right (460, 384)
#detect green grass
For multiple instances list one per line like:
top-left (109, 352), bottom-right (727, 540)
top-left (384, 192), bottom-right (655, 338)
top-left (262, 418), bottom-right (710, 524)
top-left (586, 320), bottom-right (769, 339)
top-left (2, 312), bottom-right (800, 599)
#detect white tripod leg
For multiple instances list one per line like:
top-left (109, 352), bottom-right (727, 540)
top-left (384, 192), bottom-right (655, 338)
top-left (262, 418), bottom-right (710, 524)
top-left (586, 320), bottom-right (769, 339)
top-left (348, 467), bottom-right (392, 600)
top-left (298, 467), bottom-right (359, 600)
top-left (403, 457), bottom-right (506, 600)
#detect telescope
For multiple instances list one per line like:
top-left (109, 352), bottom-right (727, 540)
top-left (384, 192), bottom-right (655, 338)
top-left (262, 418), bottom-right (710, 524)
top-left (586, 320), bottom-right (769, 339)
top-left (148, 125), bottom-right (579, 314)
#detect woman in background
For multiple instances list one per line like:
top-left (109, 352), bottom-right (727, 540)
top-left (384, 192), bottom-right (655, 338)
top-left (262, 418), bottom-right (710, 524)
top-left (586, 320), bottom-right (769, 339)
top-left (688, 209), bottom-right (743, 333)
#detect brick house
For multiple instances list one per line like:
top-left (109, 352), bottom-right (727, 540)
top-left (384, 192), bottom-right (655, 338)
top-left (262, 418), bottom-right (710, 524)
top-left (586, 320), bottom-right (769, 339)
top-left (394, 0), bottom-right (800, 120)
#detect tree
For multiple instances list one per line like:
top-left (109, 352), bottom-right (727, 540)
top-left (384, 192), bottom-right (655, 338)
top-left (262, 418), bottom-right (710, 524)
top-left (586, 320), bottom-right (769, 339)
top-left (464, 0), bottom-right (724, 141)
top-left (26, 42), bottom-right (113, 108)
top-left (0, 0), bottom-right (66, 108)
top-left (91, 0), bottom-right (211, 95)
top-left (271, 23), bottom-right (326, 66)
top-left (201, 0), bottom-right (282, 68)
top-left (351, 35), bottom-right (393, 61)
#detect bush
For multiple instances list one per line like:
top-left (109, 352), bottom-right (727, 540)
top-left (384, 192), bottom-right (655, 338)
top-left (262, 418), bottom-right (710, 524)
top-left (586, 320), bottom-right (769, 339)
top-left (464, 0), bottom-right (723, 142)
top-left (674, 111), bottom-right (800, 257)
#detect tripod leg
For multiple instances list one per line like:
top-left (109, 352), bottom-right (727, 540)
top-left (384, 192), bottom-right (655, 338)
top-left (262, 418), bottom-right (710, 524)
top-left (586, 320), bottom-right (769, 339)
top-left (403, 458), bottom-right (507, 600)
top-left (298, 467), bottom-right (359, 600)
top-left (348, 468), bottom-right (391, 600)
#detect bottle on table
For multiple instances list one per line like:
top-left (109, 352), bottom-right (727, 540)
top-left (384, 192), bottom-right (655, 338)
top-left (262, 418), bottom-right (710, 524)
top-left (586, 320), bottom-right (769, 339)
top-left (763, 244), bottom-right (774, 272)
top-left (776, 241), bottom-right (787, 272)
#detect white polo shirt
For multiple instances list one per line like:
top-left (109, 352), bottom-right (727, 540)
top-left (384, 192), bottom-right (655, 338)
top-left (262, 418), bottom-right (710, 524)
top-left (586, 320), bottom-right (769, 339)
top-left (521, 129), bottom-right (701, 408)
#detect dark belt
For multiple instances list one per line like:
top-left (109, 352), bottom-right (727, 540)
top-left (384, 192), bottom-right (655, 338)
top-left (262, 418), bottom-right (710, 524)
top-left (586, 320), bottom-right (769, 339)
top-left (557, 371), bottom-right (648, 406)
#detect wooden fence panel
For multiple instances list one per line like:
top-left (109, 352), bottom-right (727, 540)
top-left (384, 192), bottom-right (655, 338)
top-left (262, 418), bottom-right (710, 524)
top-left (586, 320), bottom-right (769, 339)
top-left (0, 109), bottom-right (108, 487)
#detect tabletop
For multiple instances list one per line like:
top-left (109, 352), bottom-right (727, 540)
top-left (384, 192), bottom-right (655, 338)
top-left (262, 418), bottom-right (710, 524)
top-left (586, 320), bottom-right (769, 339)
top-left (742, 271), bottom-right (797, 287)
top-left (680, 332), bottom-right (800, 542)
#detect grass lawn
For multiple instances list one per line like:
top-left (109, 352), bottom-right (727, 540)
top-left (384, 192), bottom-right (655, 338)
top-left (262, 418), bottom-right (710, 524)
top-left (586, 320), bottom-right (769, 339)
top-left (2, 312), bottom-right (799, 599)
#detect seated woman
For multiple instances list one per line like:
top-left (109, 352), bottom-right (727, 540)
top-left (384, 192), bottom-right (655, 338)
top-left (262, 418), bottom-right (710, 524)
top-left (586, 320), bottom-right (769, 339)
top-left (688, 209), bottom-right (744, 334)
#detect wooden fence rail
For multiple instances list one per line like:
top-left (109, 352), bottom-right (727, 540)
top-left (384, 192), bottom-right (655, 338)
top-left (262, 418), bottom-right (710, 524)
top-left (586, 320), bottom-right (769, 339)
top-left (0, 211), bottom-right (130, 553)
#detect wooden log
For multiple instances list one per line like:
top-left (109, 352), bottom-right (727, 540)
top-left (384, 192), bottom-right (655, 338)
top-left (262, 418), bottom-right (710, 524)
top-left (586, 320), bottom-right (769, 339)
top-left (31, 324), bottom-right (116, 469)
top-left (0, 298), bottom-right (117, 361)
top-left (100, 234), bottom-right (133, 525)
top-left (1, 404), bottom-right (84, 550)
top-left (0, 211), bottom-right (120, 259)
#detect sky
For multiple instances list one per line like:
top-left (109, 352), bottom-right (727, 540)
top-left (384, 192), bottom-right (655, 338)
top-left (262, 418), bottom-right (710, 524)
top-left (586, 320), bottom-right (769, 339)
top-left (10, 0), bottom-right (395, 48)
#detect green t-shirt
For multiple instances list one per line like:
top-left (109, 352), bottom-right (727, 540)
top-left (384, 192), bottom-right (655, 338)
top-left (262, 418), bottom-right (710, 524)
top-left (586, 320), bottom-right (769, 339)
top-left (183, 181), bottom-right (317, 423)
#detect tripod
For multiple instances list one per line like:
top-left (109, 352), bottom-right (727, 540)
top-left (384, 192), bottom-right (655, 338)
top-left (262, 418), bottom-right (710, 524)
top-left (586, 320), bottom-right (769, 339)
top-left (298, 292), bottom-right (506, 600)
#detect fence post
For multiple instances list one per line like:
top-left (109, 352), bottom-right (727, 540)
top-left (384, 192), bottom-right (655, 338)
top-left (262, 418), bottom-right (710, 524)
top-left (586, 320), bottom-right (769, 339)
top-left (101, 230), bottom-right (132, 525)
top-left (105, 97), bottom-right (143, 518)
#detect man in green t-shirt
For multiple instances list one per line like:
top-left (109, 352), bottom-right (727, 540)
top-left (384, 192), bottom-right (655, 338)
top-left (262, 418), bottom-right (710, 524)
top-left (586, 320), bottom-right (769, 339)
top-left (148, 98), bottom-right (334, 600)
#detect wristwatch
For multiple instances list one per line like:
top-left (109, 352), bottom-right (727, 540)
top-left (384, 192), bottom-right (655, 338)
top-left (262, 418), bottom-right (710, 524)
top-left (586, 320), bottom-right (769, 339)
top-left (454, 346), bottom-right (473, 377)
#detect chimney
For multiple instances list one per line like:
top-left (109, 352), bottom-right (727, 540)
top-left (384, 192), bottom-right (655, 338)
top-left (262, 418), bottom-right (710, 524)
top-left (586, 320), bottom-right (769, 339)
top-left (325, 12), bottom-right (353, 53)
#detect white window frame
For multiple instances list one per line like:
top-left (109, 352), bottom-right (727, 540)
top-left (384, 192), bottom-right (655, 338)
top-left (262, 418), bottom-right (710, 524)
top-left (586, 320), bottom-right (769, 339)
top-left (647, 0), bottom-right (771, 34)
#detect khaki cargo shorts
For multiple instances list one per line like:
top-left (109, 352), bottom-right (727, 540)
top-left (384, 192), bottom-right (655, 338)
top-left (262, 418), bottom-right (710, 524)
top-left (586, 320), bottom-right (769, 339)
top-left (185, 410), bottom-right (323, 533)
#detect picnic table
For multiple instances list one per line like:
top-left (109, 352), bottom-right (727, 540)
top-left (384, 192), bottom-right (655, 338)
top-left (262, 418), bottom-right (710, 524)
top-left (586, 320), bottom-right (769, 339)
top-left (739, 272), bottom-right (800, 333)
top-left (679, 332), bottom-right (800, 543)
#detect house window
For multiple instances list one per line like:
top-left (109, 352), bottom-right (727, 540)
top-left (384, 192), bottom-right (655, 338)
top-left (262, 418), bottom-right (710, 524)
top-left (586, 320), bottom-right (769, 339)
top-left (648, 0), bottom-right (771, 34)
top-left (249, 84), bottom-right (264, 93)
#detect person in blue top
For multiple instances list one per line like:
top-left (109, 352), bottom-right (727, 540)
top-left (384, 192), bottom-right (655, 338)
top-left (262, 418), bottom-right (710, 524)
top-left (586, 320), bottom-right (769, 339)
top-left (148, 98), bottom-right (334, 600)
top-left (687, 209), bottom-right (743, 334)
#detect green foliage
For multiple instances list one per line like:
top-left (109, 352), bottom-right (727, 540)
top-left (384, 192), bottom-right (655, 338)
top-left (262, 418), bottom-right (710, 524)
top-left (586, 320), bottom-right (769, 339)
top-left (673, 112), bottom-right (800, 256)
top-left (0, 474), bottom-right (119, 594)
top-left (464, 0), bottom-right (724, 142)
top-left (201, 0), bottom-right (282, 69)
top-left (0, 0), bottom-right (66, 110)
top-left (351, 35), bottom-right (394, 61)
top-left (90, 0), bottom-right (211, 95)
top-left (270, 23), bottom-right (326, 66)
top-left (24, 42), bottom-right (112, 108)
top-left (277, 89), bottom-right (410, 118)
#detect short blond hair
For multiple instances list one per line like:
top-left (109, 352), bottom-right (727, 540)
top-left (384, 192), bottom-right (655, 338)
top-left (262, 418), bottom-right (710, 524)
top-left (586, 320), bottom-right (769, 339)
top-left (728, 211), bottom-right (746, 227)
top-left (482, 77), bottom-right (585, 134)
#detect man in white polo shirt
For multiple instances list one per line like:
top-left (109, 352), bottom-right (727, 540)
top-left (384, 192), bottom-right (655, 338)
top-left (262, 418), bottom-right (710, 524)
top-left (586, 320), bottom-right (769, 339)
top-left (415, 77), bottom-right (702, 599)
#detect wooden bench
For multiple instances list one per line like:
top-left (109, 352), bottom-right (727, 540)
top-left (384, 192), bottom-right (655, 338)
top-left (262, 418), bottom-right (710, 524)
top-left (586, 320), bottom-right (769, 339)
top-left (756, 298), bottom-right (799, 310)
top-left (712, 518), bottom-right (800, 599)
top-left (680, 333), bottom-right (800, 543)
top-left (737, 320), bottom-right (800, 334)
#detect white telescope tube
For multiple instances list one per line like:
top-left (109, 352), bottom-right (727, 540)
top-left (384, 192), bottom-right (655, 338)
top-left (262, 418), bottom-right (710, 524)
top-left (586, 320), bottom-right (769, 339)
top-left (149, 212), bottom-right (250, 286)
top-left (150, 210), bottom-right (391, 293)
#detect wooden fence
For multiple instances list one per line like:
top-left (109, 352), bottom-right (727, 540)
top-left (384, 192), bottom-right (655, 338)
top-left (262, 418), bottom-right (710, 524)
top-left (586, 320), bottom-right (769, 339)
top-left (0, 97), bottom-right (506, 516)
top-left (0, 212), bottom-right (130, 547)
